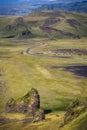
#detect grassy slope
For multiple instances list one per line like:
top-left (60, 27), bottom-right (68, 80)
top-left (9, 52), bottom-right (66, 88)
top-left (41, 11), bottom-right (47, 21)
top-left (0, 10), bottom-right (87, 38)
top-left (61, 111), bottom-right (87, 130)
top-left (0, 38), bottom-right (87, 130)
top-left (0, 112), bottom-right (63, 130)
top-left (0, 111), bottom-right (87, 130)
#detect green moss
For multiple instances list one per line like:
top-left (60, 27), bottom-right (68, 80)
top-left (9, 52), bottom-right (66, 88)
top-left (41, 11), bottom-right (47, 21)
top-left (7, 98), bottom-right (15, 106)
top-left (22, 96), bottom-right (30, 103)
top-left (30, 88), bottom-right (38, 94)
top-left (73, 106), bottom-right (84, 114)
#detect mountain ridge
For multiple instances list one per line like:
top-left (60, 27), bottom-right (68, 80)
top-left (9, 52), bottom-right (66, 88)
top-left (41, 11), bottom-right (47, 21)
top-left (0, 10), bottom-right (87, 39)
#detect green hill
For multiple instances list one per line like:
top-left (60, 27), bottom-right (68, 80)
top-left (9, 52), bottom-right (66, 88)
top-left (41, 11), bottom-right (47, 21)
top-left (0, 10), bottom-right (87, 39)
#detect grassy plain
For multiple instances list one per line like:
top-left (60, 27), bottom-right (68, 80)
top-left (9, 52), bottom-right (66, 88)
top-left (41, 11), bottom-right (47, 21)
top-left (0, 38), bottom-right (87, 130)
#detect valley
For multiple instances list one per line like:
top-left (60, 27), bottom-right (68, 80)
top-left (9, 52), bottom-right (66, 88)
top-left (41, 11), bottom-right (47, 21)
top-left (0, 10), bottom-right (87, 130)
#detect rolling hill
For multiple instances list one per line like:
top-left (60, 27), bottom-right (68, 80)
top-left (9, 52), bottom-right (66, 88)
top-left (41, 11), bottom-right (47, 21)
top-left (0, 10), bottom-right (87, 39)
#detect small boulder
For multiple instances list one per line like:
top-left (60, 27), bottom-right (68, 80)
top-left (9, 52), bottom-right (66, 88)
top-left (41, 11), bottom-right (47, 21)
top-left (33, 108), bottom-right (45, 122)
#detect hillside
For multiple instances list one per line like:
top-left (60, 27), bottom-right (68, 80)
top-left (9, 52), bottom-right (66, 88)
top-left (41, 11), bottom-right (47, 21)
top-left (0, 10), bottom-right (87, 39)
top-left (0, 36), bottom-right (87, 130)
top-left (0, 10), bottom-right (87, 130)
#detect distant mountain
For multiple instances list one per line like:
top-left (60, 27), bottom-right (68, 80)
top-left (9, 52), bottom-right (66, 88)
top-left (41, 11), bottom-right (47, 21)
top-left (67, 0), bottom-right (87, 13)
top-left (37, 0), bottom-right (87, 13)
top-left (0, 0), bottom-right (87, 15)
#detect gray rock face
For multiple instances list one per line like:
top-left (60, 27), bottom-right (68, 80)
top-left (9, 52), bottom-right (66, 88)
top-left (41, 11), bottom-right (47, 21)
top-left (63, 99), bottom-right (87, 125)
top-left (33, 108), bottom-right (45, 122)
top-left (6, 88), bottom-right (45, 122)
top-left (59, 99), bottom-right (87, 128)
top-left (27, 89), bottom-right (40, 115)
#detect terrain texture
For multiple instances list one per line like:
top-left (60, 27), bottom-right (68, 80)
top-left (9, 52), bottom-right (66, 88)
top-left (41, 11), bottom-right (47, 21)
top-left (0, 10), bottom-right (87, 130)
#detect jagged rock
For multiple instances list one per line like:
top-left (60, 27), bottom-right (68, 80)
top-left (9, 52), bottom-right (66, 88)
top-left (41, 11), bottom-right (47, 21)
top-left (67, 98), bottom-right (80, 110)
top-left (64, 99), bottom-right (80, 124)
top-left (63, 99), bottom-right (87, 125)
top-left (33, 108), bottom-right (45, 122)
top-left (6, 88), bottom-right (45, 122)
top-left (6, 98), bottom-right (15, 112)
top-left (27, 88), bottom-right (40, 115)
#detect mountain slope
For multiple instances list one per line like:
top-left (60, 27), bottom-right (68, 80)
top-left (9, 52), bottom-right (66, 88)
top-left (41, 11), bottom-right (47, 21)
top-left (0, 10), bottom-right (87, 39)
top-left (61, 111), bottom-right (87, 130)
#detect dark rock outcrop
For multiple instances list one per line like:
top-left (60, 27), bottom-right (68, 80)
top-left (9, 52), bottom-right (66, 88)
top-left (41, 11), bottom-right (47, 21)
top-left (59, 99), bottom-right (87, 128)
top-left (6, 88), bottom-right (45, 122)
top-left (66, 19), bottom-right (81, 28)
top-left (43, 18), bottom-right (60, 26)
top-left (63, 99), bottom-right (87, 125)
top-left (33, 108), bottom-right (45, 122)
top-left (40, 26), bottom-right (80, 38)
top-left (5, 17), bottom-right (31, 38)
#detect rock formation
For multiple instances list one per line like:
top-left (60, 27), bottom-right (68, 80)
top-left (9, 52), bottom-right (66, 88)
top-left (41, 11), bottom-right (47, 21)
top-left (59, 98), bottom-right (87, 128)
top-left (5, 17), bottom-right (31, 38)
top-left (6, 88), bottom-right (45, 122)
top-left (63, 99), bottom-right (87, 124)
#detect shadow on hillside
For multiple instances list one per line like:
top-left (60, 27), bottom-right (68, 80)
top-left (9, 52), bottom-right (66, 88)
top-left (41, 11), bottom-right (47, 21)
top-left (50, 65), bottom-right (87, 77)
top-left (44, 109), bottom-right (52, 114)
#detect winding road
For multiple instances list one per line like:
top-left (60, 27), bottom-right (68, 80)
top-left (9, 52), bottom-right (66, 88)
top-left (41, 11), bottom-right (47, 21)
top-left (24, 48), bottom-right (87, 63)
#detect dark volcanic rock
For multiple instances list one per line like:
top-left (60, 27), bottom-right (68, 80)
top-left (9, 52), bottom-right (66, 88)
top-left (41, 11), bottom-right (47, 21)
top-left (6, 88), bottom-right (45, 122)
